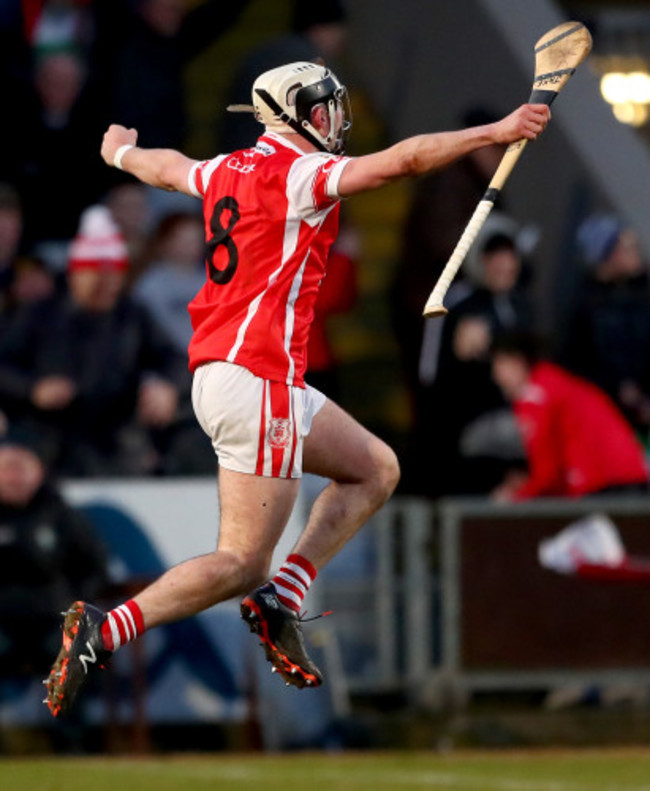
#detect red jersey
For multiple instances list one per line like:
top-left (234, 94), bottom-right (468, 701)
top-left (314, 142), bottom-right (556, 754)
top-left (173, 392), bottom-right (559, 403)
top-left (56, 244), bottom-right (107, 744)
top-left (186, 132), bottom-right (350, 387)
top-left (512, 362), bottom-right (648, 500)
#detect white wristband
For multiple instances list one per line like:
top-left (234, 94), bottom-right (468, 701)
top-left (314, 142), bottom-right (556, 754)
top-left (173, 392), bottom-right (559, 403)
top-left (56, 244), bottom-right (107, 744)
top-left (114, 144), bottom-right (134, 170)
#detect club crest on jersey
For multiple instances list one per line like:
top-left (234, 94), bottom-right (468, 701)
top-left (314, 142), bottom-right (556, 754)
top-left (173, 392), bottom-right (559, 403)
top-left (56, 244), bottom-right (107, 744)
top-left (267, 418), bottom-right (292, 449)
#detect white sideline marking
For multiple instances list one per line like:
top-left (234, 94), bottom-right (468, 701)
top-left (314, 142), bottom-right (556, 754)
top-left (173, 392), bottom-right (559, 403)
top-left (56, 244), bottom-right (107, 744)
top-left (317, 769), bottom-right (650, 791)
top-left (376, 773), bottom-right (573, 789)
top-left (93, 762), bottom-right (650, 791)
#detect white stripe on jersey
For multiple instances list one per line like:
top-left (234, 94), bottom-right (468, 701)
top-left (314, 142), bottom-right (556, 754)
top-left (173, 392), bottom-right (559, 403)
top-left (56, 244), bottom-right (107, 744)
top-left (283, 250), bottom-right (309, 385)
top-left (188, 155), bottom-right (227, 197)
top-left (227, 258), bottom-right (285, 363)
top-left (285, 152), bottom-right (349, 223)
top-left (187, 162), bottom-right (202, 198)
top-left (281, 214), bottom-right (301, 263)
top-left (227, 185), bottom-right (303, 369)
top-left (326, 157), bottom-right (350, 199)
top-left (210, 136), bottom-right (346, 383)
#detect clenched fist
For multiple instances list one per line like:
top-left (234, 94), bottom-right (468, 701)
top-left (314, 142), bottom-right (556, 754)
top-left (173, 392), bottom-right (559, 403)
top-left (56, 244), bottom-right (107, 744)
top-left (101, 124), bottom-right (138, 166)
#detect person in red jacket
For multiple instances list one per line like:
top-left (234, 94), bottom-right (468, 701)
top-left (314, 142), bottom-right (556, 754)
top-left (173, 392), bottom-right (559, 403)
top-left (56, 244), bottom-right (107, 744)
top-left (490, 333), bottom-right (649, 501)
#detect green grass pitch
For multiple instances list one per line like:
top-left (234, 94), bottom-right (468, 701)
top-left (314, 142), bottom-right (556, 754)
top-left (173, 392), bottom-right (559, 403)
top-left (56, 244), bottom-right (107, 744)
top-left (4, 750), bottom-right (650, 790)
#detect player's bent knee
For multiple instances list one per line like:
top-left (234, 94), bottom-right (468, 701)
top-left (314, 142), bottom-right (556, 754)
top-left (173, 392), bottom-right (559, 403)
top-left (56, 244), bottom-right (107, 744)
top-left (209, 549), bottom-right (271, 596)
top-left (234, 553), bottom-right (272, 593)
top-left (243, 562), bottom-right (270, 592)
top-left (381, 444), bottom-right (401, 498)
top-left (368, 441), bottom-right (400, 505)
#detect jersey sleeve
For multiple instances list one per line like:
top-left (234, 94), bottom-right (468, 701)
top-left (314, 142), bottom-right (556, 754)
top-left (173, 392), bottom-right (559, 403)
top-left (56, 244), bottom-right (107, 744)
top-left (188, 155), bottom-right (227, 198)
top-left (286, 153), bottom-right (351, 219)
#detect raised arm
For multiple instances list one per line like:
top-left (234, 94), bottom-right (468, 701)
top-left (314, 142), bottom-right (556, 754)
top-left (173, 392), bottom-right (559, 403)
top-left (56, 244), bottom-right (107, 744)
top-left (337, 103), bottom-right (550, 197)
top-left (100, 124), bottom-right (197, 195)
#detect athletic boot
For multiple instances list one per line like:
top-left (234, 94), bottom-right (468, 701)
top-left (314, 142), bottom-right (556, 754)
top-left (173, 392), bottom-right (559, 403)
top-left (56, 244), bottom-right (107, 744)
top-left (44, 601), bottom-right (110, 717)
top-left (240, 582), bottom-right (323, 689)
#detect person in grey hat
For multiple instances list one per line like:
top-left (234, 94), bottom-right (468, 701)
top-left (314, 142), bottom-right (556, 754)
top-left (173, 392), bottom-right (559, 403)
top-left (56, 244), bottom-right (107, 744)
top-left (561, 213), bottom-right (650, 436)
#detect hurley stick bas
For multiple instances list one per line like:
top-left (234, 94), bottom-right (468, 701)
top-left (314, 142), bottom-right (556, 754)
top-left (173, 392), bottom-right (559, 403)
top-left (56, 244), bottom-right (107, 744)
top-left (422, 20), bottom-right (592, 318)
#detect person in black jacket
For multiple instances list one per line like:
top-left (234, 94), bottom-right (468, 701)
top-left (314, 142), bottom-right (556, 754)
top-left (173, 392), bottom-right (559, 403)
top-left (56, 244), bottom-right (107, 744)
top-left (0, 205), bottom-right (187, 477)
top-left (0, 428), bottom-right (109, 676)
top-left (561, 213), bottom-right (650, 442)
top-left (421, 213), bottom-right (532, 496)
top-left (90, 0), bottom-right (252, 151)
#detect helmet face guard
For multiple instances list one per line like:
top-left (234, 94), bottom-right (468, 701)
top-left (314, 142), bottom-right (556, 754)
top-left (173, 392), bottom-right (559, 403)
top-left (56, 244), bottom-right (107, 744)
top-left (248, 62), bottom-right (352, 154)
top-left (294, 76), bottom-right (352, 154)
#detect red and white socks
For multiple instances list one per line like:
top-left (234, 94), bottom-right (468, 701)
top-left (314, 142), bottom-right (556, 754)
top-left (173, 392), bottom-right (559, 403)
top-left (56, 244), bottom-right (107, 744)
top-left (100, 599), bottom-right (146, 652)
top-left (271, 554), bottom-right (317, 613)
top-left (97, 557), bottom-right (317, 652)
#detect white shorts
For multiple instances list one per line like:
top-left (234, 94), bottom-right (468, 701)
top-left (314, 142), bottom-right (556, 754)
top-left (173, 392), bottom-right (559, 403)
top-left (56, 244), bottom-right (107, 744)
top-left (191, 361), bottom-right (327, 479)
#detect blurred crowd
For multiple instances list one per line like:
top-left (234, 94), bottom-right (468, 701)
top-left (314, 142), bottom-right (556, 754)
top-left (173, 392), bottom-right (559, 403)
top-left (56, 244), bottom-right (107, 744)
top-left (1, 0), bottom-right (649, 502)
top-left (394, 173), bottom-right (650, 500)
top-left (0, 0), bottom-right (358, 481)
top-left (0, 0), bottom-right (264, 477)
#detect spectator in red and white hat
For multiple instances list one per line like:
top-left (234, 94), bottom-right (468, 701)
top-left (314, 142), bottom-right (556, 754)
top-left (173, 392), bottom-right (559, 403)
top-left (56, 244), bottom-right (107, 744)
top-left (0, 204), bottom-right (187, 476)
top-left (66, 203), bottom-right (130, 312)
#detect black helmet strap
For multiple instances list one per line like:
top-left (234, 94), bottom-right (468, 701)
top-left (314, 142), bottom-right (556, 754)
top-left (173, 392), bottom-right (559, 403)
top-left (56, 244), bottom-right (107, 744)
top-left (254, 88), bottom-right (328, 153)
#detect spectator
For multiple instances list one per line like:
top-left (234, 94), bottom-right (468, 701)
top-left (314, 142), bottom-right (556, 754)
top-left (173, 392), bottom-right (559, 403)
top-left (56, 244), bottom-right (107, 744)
top-left (414, 214), bottom-right (532, 496)
top-left (7, 254), bottom-right (57, 310)
top-left (0, 187), bottom-right (57, 335)
top-left (0, 205), bottom-right (186, 477)
top-left (30, 0), bottom-right (94, 58)
top-left (0, 427), bottom-right (109, 677)
top-left (132, 211), bottom-right (206, 354)
top-left (0, 183), bottom-right (25, 319)
top-left (103, 181), bottom-right (154, 278)
top-left (90, 0), bottom-right (252, 151)
top-left (220, 0), bottom-right (348, 151)
top-left (391, 107), bottom-right (507, 429)
top-left (17, 48), bottom-right (107, 262)
top-left (561, 213), bottom-right (650, 440)
top-left (0, 3), bottom-right (34, 188)
top-left (491, 332), bottom-right (648, 502)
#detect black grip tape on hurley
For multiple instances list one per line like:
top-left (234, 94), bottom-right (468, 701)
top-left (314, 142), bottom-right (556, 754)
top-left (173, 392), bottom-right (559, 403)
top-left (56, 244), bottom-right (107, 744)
top-left (528, 88), bottom-right (559, 106)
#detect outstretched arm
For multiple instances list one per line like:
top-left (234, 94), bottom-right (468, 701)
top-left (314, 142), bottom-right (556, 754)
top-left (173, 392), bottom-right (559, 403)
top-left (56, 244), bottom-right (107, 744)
top-left (100, 125), bottom-right (197, 195)
top-left (338, 103), bottom-right (550, 197)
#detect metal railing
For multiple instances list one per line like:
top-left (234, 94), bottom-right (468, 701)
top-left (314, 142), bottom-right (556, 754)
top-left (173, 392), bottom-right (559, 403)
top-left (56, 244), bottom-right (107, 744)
top-left (322, 494), bottom-right (650, 698)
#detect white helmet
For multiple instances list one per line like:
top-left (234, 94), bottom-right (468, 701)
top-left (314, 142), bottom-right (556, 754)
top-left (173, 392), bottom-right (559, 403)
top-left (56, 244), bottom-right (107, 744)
top-left (229, 61), bottom-right (351, 154)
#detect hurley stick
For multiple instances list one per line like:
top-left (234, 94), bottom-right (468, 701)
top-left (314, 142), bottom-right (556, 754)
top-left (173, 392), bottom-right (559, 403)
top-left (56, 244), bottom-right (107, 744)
top-left (423, 21), bottom-right (592, 318)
